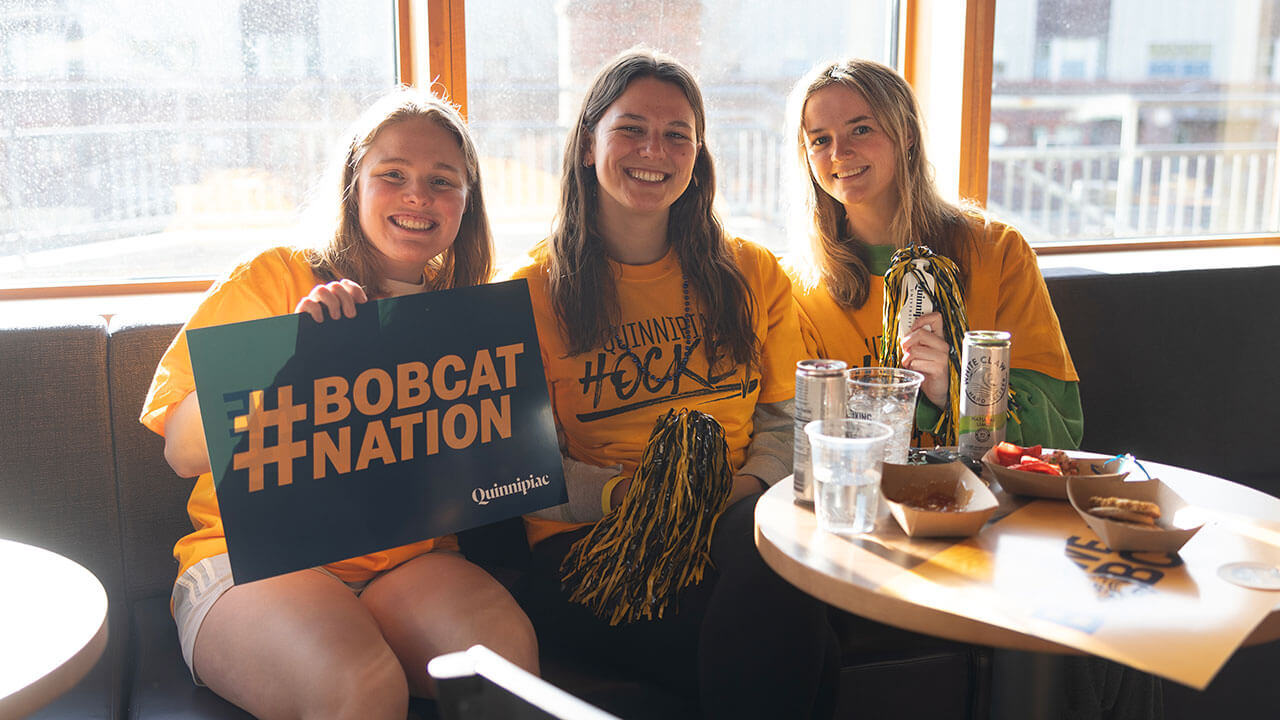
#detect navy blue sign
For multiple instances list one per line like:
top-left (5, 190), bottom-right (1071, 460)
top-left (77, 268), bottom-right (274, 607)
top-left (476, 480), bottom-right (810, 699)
top-left (187, 279), bottom-right (564, 584)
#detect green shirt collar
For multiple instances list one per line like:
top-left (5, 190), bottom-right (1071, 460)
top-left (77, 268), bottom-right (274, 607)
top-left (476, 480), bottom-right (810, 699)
top-left (867, 244), bottom-right (897, 276)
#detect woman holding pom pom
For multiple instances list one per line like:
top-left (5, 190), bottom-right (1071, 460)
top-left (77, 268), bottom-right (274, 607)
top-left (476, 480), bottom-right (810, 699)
top-left (509, 48), bottom-right (838, 719)
top-left (786, 58), bottom-right (1162, 720)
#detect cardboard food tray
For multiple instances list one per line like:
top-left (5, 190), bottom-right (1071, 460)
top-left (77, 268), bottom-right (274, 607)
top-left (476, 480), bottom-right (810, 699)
top-left (982, 447), bottom-right (1128, 499)
top-left (882, 462), bottom-right (998, 537)
top-left (1066, 475), bottom-right (1203, 552)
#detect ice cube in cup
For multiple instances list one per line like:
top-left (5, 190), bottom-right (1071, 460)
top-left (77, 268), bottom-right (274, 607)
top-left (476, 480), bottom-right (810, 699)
top-left (846, 367), bottom-right (924, 465)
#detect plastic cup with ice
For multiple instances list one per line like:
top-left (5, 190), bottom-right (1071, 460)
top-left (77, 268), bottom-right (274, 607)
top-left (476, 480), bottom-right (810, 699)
top-left (846, 367), bottom-right (924, 465)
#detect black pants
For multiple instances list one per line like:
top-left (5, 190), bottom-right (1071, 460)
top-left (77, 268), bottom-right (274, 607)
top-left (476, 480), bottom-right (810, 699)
top-left (514, 491), bottom-right (840, 720)
top-left (991, 650), bottom-right (1164, 720)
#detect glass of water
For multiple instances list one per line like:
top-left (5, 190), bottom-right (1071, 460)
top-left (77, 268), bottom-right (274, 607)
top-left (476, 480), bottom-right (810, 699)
top-left (846, 367), bottom-right (924, 465)
top-left (803, 418), bottom-right (892, 535)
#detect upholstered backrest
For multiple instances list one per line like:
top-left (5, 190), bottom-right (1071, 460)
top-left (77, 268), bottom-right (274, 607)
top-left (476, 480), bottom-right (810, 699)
top-left (106, 314), bottom-right (193, 603)
top-left (1045, 265), bottom-right (1280, 496)
top-left (0, 313), bottom-right (127, 601)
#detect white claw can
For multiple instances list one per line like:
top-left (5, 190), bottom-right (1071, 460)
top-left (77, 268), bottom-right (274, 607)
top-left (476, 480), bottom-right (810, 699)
top-left (957, 331), bottom-right (1012, 461)
top-left (793, 359), bottom-right (849, 504)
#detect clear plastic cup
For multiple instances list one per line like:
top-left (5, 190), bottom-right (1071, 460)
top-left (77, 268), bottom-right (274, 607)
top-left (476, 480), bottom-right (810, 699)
top-left (846, 367), bottom-right (924, 465)
top-left (803, 418), bottom-right (892, 535)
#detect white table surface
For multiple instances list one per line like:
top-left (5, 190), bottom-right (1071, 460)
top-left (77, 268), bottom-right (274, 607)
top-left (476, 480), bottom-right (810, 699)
top-left (0, 538), bottom-right (109, 720)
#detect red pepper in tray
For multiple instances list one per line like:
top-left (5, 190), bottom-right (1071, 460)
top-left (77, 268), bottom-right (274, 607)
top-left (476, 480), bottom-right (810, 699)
top-left (1009, 457), bottom-right (1063, 475)
top-left (993, 442), bottom-right (1022, 466)
top-left (994, 442), bottom-right (1042, 467)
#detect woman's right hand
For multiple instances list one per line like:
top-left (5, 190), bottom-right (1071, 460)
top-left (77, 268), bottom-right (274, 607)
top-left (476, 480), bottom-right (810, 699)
top-left (900, 311), bottom-right (952, 407)
top-left (294, 279), bottom-right (369, 322)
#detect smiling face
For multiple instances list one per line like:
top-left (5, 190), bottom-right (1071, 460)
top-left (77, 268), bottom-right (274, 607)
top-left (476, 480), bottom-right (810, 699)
top-left (802, 83), bottom-right (901, 239)
top-left (584, 76), bottom-right (699, 227)
top-left (356, 116), bottom-right (468, 284)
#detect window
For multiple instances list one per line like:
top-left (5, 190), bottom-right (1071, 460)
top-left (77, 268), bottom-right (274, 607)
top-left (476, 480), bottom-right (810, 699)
top-left (988, 0), bottom-right (1280, 244)
top-left (465, 0), bottom-right (896, 259)
top-left (5, 0), bottom-right (1277, 296)
top-left (1, 0), bottom-right (397, 289)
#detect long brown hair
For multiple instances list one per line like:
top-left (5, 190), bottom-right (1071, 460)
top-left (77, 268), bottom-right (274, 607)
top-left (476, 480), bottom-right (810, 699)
top-left (788, 59), bottom-right (970, 309)
top-left (309, 87), bottom-right (493, 295)
top-left (542, 49), bottom-right (758, 370)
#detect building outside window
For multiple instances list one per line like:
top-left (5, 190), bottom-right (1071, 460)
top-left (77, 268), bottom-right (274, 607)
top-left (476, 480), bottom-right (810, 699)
top-left (1, 0), bottom-right (396, 287)
top-left (466, 0), bottom-right (894, 260)
top-left (990, 0), bottom-right (1280, 243)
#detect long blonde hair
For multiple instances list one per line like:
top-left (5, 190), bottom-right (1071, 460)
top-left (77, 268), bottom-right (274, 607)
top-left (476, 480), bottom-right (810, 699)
top-left (788, 59), bottom-right (969, 309)
top-left (542, 49), bottom-right (758, 370)
top-left (309, 87), bottom-right (493, 295)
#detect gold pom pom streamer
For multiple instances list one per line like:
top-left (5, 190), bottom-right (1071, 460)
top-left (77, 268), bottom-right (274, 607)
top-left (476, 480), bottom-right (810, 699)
top-left (559, 409), bottom-right (733, 626)
top-left (880, 245), bottom-right (969, 445)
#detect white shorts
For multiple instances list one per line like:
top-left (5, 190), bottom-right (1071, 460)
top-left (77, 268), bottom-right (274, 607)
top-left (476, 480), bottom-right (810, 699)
top-left (171, 554), bottom-right (371, 685)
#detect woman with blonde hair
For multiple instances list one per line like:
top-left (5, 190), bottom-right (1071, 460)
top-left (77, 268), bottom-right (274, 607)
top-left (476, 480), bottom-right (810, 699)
top-left (788, 58), bottom-right (1161, 720)
top-left (788, 57), bottom-right (1082, 448)
top-left (141, 87), bottom-right (537, 719)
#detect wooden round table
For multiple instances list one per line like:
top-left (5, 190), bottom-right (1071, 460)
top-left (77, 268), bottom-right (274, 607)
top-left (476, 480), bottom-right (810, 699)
top-left (756, 460), bottom-right (1280, 668)
top-left (0, 538), bottom-right (109, 720)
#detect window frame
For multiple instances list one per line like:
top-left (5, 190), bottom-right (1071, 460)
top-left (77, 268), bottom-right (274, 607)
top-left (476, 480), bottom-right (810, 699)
top-left (3, 0), bottom-right (1274, 300)
top-left (906, 0), bottom-right (1278, 257)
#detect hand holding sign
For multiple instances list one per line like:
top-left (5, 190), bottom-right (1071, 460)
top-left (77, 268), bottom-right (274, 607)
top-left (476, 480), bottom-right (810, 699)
top-left (294, 278), bottom-right (369, 321)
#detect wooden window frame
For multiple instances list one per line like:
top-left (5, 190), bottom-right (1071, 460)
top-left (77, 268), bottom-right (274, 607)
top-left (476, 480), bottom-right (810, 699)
top-left (3, 0), bottom-right (1273, 301)
top-left (409, 0), bottom-right (468, 117)
top-left (902, 0), bottom-right (1279, 255)
top-left (904, 0), bottom-right (994, 207)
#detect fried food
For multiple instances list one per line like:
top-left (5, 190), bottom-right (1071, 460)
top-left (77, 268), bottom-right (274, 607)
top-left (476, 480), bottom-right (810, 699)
top-left (1044, 450), bottom-right (1079, 475)
top-left (1087, 506), bottom-right (1157, 526)
top-left (1087, 495), bottom-right (1161, 527)
top-left (1090, 495), bottom-right (1161, 518)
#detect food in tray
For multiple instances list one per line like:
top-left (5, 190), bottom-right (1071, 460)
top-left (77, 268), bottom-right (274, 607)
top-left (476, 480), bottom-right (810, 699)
top-left (992, 441), bottom-right (1037, 466)
top-left (881, 462), bottom-right (998, 537)
top-left (984, 446), bottom-right (1130, 500)
top-left (1043, 449), bottom-right (1078, 475)
top-left (1066, 476), bottom-right (1201, 551)
top-left (899, 489), bottom-right (965, 512)
top-left (1086, 495), bottom-right (1162, 527)
top-left (992, 442), bottom-right (1082, 476)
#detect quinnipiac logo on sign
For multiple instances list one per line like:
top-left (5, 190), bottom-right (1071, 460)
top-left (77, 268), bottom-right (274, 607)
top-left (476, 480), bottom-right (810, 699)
top-left (472, 474), bottom-right (552, 506)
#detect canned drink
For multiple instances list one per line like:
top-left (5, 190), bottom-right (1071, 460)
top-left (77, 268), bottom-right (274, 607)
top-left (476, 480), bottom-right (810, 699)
top-left (793, 359), bottom-right (849, 504)
top-left (957, 331), bottom-right (1012, 461)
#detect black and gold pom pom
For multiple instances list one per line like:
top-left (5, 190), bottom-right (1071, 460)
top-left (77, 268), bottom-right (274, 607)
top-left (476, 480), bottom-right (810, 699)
top-left (559, 408), bottom-right (733, 625)
top-left (880, 245), bottom-right (969, 445)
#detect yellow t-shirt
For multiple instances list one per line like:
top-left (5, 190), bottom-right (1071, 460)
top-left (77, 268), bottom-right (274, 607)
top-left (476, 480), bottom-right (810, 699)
top-left (792, 216), bottom-right (1078, 382)
top-left (139, 246), bottom-right (455, 584)
top-left (512, 239), bottom-right (805, 546)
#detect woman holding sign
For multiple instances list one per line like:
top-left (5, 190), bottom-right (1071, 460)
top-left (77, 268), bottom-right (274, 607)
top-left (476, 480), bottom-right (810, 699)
top-left (140, 89), bottom-right (538, 718)
top-left (509, 49), bottom-right (838, 719)
top-left (786, 59), bottom-right (1161, 719)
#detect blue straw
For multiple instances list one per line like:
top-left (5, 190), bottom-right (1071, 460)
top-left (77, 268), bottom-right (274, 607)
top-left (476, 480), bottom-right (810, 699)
top-left (1111, 453), bottom-right (1150, 479)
